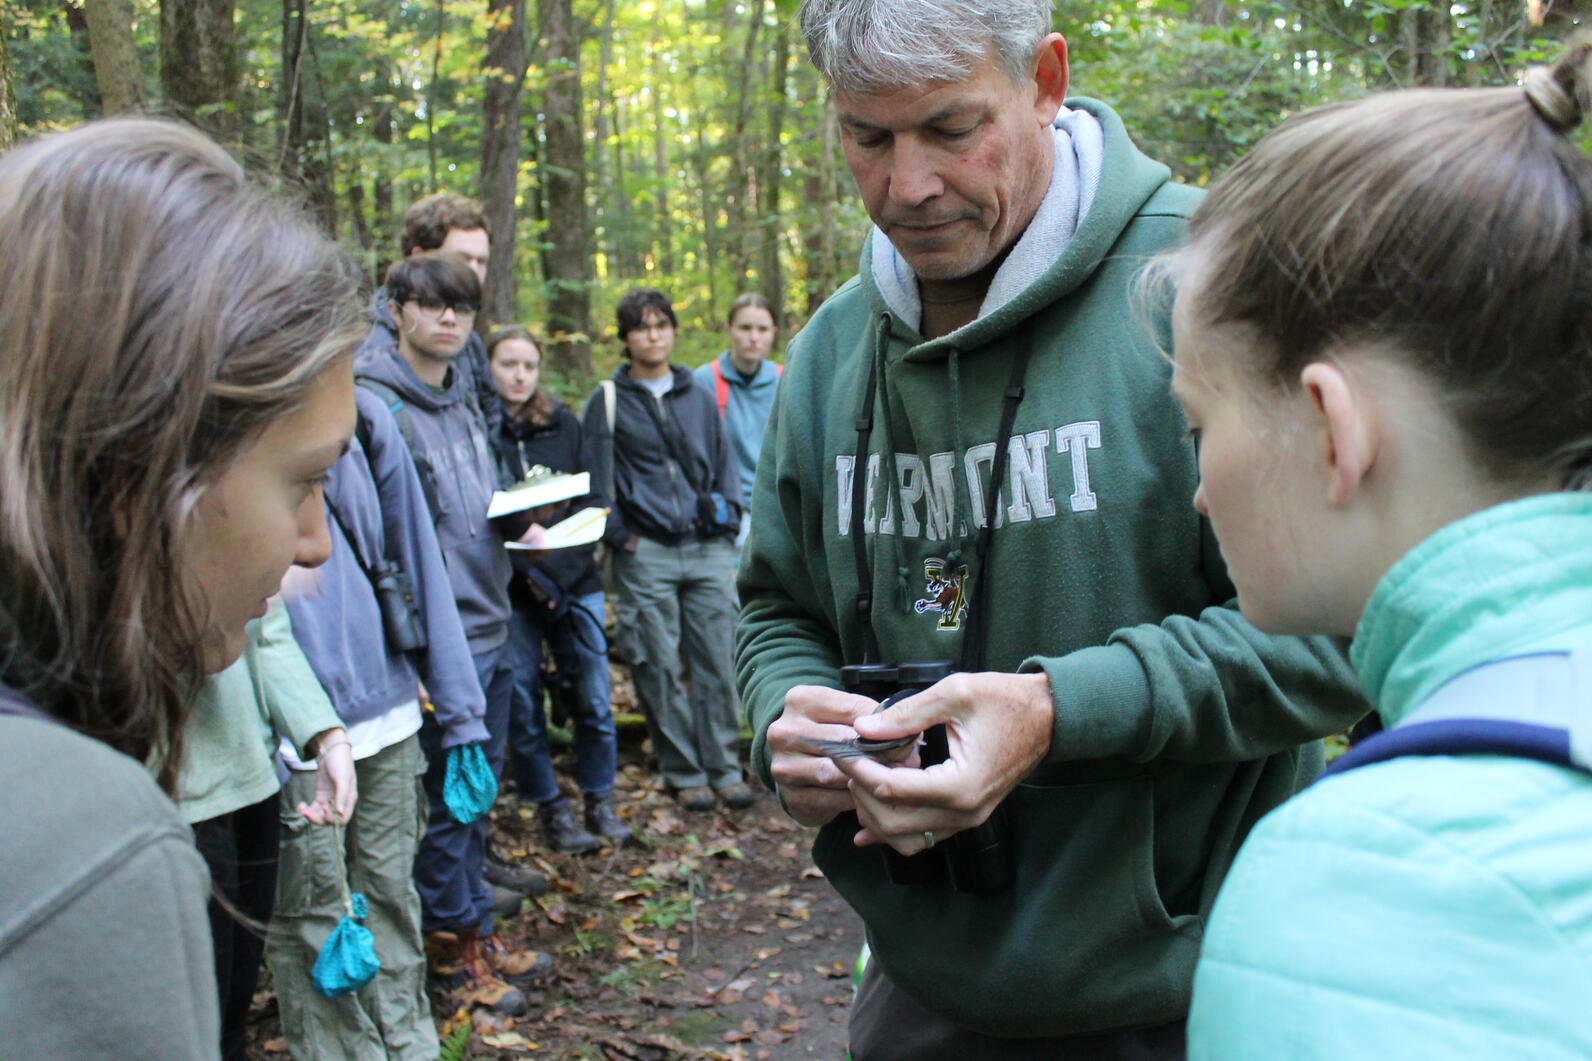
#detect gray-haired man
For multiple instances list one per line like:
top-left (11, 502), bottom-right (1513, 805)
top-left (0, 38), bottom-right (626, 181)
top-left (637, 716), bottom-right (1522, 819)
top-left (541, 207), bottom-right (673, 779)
top-left (734, 1), bottom-right (1365, 1056)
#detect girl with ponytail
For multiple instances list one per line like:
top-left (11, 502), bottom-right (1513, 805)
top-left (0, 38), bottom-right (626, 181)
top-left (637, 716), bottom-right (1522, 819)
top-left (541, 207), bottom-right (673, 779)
top-left (1164, 39), bottom-right (1592, 1057)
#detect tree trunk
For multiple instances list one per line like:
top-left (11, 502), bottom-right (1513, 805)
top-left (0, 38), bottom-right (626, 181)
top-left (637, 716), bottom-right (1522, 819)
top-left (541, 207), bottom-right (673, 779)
top-left (757, 18), bottom-right (789, 323)
top-left (159, 0), bottom-right (237, 141)
top-left (541, 0), bottom-right (593, 381)
top-left (372, 59), bottom-right (397, 272)
top-left (84, 0), bottom-right (145, 114)
top-left (649, 30), bottom-right (672, 276)
top-left (64, 4), bottom-right (104, 112)
top-left (479, 0), bottom-right (527, 331)
top-left (426, 0), bottom-right (444, 190)
top-left (801, 73), bottom-right (841, 316)
top-left (592, 0), bottom-right (617, 274)
top-left (0, 11), bottom-right (16, 152)
top-left (1403, 3), bottom-right (1451, 86)
top-left (727, 0), bottom-right (765, 286)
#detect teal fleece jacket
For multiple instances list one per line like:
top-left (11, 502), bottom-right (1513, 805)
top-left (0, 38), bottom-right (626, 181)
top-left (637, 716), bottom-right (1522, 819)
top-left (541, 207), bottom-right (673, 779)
top-left (735, 98), bottom-right (1366, 1038)
top-left (1190, 493), bottom-right (1592, 1059)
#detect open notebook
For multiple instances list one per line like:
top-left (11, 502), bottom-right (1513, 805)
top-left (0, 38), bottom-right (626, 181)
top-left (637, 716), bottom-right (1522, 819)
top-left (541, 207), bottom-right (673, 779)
top-left (505, 506), bottom-right (608, 551)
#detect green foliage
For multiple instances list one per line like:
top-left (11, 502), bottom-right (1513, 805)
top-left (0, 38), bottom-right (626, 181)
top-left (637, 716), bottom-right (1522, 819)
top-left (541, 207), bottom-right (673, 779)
top-left (7, 0), bottom-right (1584, 392)
top-left (438, 1018), bottom-right (471, 1061)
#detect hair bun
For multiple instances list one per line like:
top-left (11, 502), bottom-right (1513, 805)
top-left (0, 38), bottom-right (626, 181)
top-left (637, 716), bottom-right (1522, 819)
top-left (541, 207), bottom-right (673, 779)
top-left (1526, 35), bottom-right (1592, 134)
top-left (1525, 65), bottom-right (1580, 132)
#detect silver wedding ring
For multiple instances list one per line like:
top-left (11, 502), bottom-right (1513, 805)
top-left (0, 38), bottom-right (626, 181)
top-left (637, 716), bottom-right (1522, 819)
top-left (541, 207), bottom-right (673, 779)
top-left (923, 830), bottom-right (936, 850)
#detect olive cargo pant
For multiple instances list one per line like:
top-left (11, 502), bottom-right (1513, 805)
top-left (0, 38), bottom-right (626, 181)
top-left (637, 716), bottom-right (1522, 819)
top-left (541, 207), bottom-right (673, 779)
top-left (612, 535), bottom-right (743, 790)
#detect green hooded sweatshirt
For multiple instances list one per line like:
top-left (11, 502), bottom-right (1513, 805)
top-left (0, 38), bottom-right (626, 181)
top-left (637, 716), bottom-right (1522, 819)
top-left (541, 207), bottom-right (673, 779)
top-left (735, 98), bottom-right (1367, 1039)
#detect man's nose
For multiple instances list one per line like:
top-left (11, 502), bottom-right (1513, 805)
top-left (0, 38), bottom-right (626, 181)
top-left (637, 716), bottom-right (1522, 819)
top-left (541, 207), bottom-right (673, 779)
top-left (888, 138), bottom-right (944, 208)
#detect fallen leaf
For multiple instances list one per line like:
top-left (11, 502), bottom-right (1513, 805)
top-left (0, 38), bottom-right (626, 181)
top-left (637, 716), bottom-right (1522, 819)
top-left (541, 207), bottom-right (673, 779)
top-left (261, 1039), bottom-right (287, 1054)
top-left (481, 1030), bottom-right (539, 1049)
top-left (761, 990), bottom-right (781, 1009)
top-left (800, 865), bottom-right (825, 879)
top-left (776, 843), bottom-right (798, 858)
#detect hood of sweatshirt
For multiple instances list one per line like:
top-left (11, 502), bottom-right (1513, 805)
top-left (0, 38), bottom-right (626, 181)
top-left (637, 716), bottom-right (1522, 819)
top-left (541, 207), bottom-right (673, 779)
top-left (1351, 492), bottom-right (1592, 727)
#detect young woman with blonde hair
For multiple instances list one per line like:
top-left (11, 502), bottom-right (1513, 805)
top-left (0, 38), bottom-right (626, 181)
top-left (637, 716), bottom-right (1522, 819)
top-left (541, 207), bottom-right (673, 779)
top-left (0, 118), bottom-right (364, 1058)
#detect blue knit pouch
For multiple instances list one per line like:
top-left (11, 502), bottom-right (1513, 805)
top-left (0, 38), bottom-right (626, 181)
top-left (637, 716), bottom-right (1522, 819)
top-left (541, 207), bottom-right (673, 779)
top-left (313, 891), bottom-right (381, 997)
top-left (443, 742), bottom-right (498, 823)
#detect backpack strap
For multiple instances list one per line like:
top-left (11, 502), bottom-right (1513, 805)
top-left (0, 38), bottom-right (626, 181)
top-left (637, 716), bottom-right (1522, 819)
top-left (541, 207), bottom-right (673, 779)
top-left (599, 379), bottom-right (617, 434)
top-left (355, 375), bottom-right (446, 524)
top-left (1322, 651), bottom-right (1591, 780)
top-left (711, 359), bottom-right (729, 417)
top-left (1323, 718), bottom-right (1577, 779)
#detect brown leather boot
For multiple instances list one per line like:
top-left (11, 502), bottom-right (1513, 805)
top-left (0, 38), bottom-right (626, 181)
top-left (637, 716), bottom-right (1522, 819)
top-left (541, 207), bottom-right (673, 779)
top-left (425, 929), bottom-right (529, 1016)
top-left (482, 934), bottom-right (555, 987)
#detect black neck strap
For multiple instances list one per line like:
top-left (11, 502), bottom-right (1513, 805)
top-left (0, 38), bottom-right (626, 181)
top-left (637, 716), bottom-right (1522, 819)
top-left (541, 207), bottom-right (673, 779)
top-left (850, 352), bottom-right (883, 664)
top-left (323, 495), bottom-right (380, 587)
top-left (849, 324), bottom-right (1034, 671)
top-left (959, 329), bottom-right (1034, 672)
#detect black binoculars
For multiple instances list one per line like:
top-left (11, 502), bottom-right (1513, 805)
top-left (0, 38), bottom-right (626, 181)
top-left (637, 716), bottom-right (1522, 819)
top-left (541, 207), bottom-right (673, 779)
top-left (371, 560), bottom-right (428, 654)
top-left (839, 661), bottom-right (1014, 895)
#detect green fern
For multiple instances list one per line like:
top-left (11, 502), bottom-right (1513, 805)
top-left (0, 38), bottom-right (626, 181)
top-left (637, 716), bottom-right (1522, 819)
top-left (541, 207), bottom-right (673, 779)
top-left (438, 1020), bottom-right (471, 1061)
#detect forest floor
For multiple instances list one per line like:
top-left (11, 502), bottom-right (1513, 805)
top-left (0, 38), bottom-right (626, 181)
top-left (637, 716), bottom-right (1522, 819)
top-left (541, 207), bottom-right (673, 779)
top-left (246, 739), bottom-right (862, 1061)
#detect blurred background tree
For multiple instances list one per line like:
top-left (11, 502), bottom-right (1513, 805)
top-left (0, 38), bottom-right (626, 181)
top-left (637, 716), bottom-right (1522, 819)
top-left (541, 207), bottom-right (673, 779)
top-left (4, 0), bottom-right (1577, 393)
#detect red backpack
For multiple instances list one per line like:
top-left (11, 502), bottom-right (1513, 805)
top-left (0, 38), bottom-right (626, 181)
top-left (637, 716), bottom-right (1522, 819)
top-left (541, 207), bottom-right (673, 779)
top-left (710, 359), bottom-right (782, 417)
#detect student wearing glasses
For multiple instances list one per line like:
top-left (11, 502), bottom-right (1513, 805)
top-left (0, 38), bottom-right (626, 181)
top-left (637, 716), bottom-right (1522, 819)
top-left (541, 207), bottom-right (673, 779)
top-left (353, 252), bottom-right (553, 1015)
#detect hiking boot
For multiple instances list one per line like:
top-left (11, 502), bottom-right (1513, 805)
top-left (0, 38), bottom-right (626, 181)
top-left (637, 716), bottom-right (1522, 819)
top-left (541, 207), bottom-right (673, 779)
top-left (676, 785), bottom-right (715, 813)
top-left (484, 848), bottom-right (549, 896)
top-left (492, 885), bottom-right (526, 921)
top-left (425, 930), bottom-right (529, 1017)
top-left (482, 934), bottom-right (555, 987)
top-left (541, 801), bottom-right (601, 855)
top-left (584, 797), bottom-right (632, 845)
top-left (715, 781), bottom-right (755, 810)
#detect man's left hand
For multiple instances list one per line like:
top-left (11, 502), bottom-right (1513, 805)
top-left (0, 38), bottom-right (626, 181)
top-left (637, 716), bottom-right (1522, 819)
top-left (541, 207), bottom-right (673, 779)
top-left (834, 672), bottom-right (1053, 855)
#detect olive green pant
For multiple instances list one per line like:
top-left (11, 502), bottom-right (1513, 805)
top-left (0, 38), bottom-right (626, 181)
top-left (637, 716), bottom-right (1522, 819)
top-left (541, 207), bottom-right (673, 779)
top-left (266, 733), bottom-right (436, 1061)
top-left (612, 535), bottom-right (743, 790)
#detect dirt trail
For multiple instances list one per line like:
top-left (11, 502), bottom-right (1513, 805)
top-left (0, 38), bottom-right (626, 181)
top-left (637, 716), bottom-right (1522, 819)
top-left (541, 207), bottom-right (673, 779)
top-left (249, 759), bottom-right (861, 1060)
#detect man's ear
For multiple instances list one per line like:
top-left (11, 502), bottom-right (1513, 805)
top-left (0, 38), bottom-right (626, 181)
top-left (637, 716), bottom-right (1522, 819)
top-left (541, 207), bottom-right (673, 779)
top-left (1032, 33), bottom-right (1069, 120)
top-left (1300, 361), bottom-right (1376, 506)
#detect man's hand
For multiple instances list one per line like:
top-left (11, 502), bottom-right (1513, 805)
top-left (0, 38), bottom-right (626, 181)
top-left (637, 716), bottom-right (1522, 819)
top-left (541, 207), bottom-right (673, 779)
top-left (297, 727), bottom-right (357, 825)
top-left (766, 685), bottom-right (882, 827)
top-left (834, 672), bottom-right (1052, 854)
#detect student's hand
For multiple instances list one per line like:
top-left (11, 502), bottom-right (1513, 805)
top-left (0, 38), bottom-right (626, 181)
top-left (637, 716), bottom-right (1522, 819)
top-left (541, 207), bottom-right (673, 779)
top-left (833, 672), bottom-right (1052, 854)
top-left (297, 727), bottom-right (357, 825)
top-left (516, 522), bottom-right (548, 562)
top-left (766, 685), bottom-right (880, 826)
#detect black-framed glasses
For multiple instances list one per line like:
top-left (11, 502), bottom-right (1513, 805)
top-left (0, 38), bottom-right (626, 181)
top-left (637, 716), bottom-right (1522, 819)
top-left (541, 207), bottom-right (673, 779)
top-left (408, 298), bottom-right (479, 319)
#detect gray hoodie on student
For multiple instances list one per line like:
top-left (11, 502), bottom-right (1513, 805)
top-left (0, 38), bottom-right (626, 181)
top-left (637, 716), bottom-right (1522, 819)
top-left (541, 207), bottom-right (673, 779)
top-left (283, 388), bottom-right (489, 746)
top-left (355, 314), bottom-right (512, 655)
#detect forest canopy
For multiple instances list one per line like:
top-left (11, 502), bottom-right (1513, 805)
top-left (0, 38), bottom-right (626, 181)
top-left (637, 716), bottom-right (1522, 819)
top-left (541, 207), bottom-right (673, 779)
top-left (3, 0), bottom-right (1578, 386)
